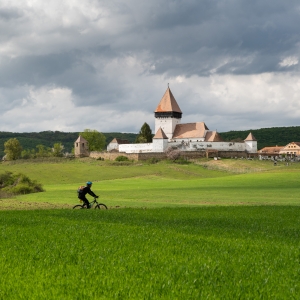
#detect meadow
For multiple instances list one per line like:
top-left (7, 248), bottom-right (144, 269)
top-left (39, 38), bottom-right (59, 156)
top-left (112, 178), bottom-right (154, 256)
top-left (1, 157), bottom-right (300, 208)
top-left (0, 158), bottom-right (300, 298)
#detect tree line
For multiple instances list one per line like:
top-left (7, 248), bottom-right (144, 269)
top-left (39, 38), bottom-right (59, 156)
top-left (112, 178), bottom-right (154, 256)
top-left (219, 126), bottom-right (300, 149)
top-left (0, 130), bottom-right (139, 158)
top-left (2, 124), bottom-right (300, 159)
top-left (2, 129), bottom-right (107, 160)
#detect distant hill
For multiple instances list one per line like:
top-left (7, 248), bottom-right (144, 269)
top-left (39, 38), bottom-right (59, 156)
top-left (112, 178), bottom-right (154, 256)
top-left (219, 126), bottom-right (300, 149)
top-left (0, 131), bottom-right (138, 157)
top-left (1, 126), bottom-right (300, 157)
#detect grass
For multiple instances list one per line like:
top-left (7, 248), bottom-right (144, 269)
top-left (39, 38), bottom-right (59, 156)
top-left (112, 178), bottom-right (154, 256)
top-left (0, 207), bottom-right (299, 299)
top-left (0, 158), bottom-right (299, 298)
top-left (0, 158), bottom-right (300, 208)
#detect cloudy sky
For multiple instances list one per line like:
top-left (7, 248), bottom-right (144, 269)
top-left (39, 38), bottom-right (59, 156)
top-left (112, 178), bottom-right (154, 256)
top-left (1, 0), bottom-right (300, 134)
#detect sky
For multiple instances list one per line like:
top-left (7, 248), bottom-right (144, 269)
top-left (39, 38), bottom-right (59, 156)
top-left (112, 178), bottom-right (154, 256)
top-left (1, 0), bottom-right (300, 134)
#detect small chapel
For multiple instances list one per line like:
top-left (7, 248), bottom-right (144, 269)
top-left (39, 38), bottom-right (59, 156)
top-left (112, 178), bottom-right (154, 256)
top-left (107, 87), bottom-right (257, 154)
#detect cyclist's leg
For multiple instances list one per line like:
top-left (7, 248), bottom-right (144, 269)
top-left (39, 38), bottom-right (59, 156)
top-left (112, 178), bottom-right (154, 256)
top-left (82, 197), bottom-right (90, 209)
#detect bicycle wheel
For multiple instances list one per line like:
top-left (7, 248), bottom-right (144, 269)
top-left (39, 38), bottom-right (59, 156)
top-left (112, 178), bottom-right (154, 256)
top-left (95, 203), bottom-right (107, 210)
top-left (73, 205), bottom-right (84, 209)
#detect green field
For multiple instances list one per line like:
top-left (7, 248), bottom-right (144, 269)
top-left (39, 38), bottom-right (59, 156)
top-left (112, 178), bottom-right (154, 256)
top-left (0, 158), bottom-right (300, 298)
top-left (1, 158), bottom-right (300, 208)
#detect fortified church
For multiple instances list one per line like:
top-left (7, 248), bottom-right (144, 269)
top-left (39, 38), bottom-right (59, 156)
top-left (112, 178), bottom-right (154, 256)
top-left (75, 87), bottom-right (257, 158)
top-left (74, 87), bottom-right (257, 159)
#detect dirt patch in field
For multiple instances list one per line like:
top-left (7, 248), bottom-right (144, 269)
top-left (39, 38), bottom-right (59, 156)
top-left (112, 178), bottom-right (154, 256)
top-left (0, 199), bottom-right (122, 210)
top-left (0, 199), bottom-right (72, 210)
top-left (196, 160), bottom-right (272, 173)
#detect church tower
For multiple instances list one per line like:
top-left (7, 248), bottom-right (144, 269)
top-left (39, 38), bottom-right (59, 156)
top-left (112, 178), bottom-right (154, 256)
top-left (244, 132), bottom-right (257, 153)
top-left (154, 87), bottom-right (182, 140)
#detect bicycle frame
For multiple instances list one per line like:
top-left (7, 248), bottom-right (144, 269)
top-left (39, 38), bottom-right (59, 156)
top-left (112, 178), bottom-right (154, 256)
top-left (74, 197), bottom-right (107, 210)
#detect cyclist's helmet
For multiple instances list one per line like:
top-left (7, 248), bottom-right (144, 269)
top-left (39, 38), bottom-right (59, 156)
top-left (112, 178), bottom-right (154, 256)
top-left (86, 181), bottom-right (92, 186)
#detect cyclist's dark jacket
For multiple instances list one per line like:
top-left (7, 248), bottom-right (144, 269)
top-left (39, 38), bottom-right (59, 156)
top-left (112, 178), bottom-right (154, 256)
top-left (78, 186), bottom-right (96, 199)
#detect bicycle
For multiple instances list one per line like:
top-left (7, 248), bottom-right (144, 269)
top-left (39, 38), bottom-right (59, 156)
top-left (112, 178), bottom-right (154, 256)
top-left (73, 197), bottom-right (107, 210)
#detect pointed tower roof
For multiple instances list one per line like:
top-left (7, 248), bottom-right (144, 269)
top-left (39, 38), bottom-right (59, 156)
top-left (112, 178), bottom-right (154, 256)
top-left (75, 135), bottom-right (88, 143)
top-left (110, 138), bottom-right (129, 144)
top-left (153, 127), bottom-right (168, 139)
top-left (155, 87), bottom-right (182, 113)
top-left (205, 131), bottom-right (224, 142)
top-left (244, 132), bottom-right (257, 141)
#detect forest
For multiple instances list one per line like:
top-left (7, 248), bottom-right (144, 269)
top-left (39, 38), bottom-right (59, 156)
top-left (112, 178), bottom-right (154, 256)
top-left (0, 131), bottom-right (138, 157)
top-left (219, 126), bottom-right (300, 149)
top-left (1, 126), bottom-right (300, 157)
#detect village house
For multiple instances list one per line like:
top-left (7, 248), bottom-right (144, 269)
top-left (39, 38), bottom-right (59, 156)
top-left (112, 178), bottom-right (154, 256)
top-left (257, 146), bottom-right (284, 156)
top-left (279, 142), bottom-right (300, 156)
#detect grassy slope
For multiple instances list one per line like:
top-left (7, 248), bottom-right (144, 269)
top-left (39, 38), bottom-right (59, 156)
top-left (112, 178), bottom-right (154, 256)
top-left (1, 159), bottom-right (299, 298)
top-left (0, 158), bottom-right (300, 208)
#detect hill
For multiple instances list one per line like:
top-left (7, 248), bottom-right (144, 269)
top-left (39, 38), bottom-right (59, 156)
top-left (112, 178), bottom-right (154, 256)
top-left (0, 131), bottom-right (138, 157)
top-left (220, 126), bottom-right (300, 149)
top-left (1, 126), bottom-right (300, 157)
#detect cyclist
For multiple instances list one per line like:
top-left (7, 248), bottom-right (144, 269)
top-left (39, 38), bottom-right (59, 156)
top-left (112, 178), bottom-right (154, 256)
top-left (78, 181), bottom-right (98, 209)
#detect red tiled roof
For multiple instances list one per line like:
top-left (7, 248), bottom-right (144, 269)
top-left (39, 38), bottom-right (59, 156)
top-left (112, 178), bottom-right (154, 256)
top-left (153, 128), bottom-right (168, 139)
top-left (258, 146), bottom-right (284, 153)
top-left (155, 87), bottom-right (182, 113)
top-left (172, 122), bottom-right (209, 139)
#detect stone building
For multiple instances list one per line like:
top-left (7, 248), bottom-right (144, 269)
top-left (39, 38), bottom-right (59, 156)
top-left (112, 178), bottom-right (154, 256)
top-left (74, 136), bottom-right (89, 157)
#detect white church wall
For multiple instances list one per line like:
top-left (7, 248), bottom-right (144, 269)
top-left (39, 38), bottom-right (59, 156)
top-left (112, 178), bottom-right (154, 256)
top-left (152, 139), bottom-right (168, 152)
top-left (167, 140), bottom-right (247, 152)
top-left (244, 141), bottom-right (257, 153)
top-left (170, 137), bottom-right (205, 143)
top-left (116, 140), bottom-right (252, 154)
top-left (119, 143), bottom-right (153, 153)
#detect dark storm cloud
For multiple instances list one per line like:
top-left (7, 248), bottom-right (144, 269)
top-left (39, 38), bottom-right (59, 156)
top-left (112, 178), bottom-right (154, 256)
top-left (0, 7), bottom-right (23, 20)
top-left (1, 0), bottom-right (300, 132)
top-left (0, 53), bottom-right (75, 87)
top-left (2, 0), bottom-right (300, 92)
top-left (138, 0), bottom-right (300, 76)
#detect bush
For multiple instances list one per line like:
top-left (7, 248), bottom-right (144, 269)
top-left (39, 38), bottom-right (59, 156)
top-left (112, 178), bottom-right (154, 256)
top-left (0, 172), bottom-right (44, 197)
top-left (165, 147), bottom-right (181, 161)
top-left (146, 157), bottom-right (160, 164)
top-left (115, 155), bottom-right (129, 162)
top-left (0, 171), bottom-right (14, 187)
